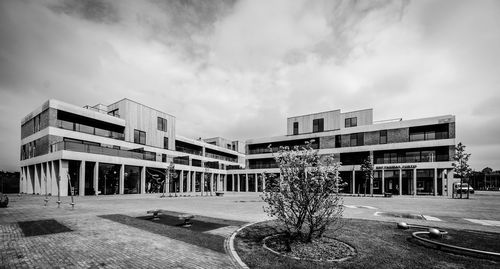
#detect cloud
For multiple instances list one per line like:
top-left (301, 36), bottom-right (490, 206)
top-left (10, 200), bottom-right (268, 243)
top-left (0, 0), bottom-right (499, 171)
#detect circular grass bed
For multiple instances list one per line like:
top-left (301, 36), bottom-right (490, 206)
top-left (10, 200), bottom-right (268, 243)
top-left (264, 234), bottom-right (355, 262)
top-left (234, 219), bottom-right (500, 269)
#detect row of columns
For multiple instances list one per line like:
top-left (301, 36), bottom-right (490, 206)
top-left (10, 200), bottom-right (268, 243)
top-left (225, 174), bottom-right (266, 193)
top-left (349, 168), bottom-right (454, 196)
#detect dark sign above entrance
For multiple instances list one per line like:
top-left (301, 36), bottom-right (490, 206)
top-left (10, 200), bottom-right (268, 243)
top-left (374, 165), bottom-right (417, 170)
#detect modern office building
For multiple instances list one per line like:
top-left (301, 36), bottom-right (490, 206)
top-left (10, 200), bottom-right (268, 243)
top-left (20, 99), bottom-right (457, 197)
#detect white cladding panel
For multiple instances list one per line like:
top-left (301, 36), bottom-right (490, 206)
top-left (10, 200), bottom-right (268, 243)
top-left (340, 109), bottom-right (373, 128)
top-left (108, 99), bottom-right (176, 150)
top-left (287, 110), bottom-right (340, 135)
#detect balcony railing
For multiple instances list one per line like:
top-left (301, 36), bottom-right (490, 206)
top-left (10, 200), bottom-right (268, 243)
top-left (248, 143), bottom-right (319, 155)
top-left (205, 152), bottom-right (238, 163)
top-left (50, 141), bottom-right (155, 161)
top-left (175, 146), bottom-right (202, 156)
top-left (248, 163), bottom-right (279, 169)
top-left (56, 120), bottom-right (125, 140)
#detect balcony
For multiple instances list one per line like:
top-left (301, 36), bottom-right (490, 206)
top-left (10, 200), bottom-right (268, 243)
top-left (205, 152), bottom-right (238, 163)
top-left (248, 163), bottom-right (279, 169)
top-left (175, 146), bottom-right (202, 156)
top-left (56, 119), bottom-right (125, 140)
top-left (50, 141), bottom-right (155, 161)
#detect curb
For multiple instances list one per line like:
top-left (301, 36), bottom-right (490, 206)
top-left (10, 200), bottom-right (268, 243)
top-left (225, 222), bottom-right (260, 269)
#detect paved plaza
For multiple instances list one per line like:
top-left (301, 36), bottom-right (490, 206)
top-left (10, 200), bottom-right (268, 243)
top-left (1, 192), bottom-right (500, 268)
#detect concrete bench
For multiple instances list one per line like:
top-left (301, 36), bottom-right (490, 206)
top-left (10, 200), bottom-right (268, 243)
top-left (215, 192), bottom-right (224, 197)
top-left (384, 192), bottom-right (393, 198)
top-left (147, 209), bottom-right (161, 220)
top-left (179, 214), bottom-right (194, 227)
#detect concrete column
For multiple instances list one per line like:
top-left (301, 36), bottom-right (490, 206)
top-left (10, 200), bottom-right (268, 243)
top-left (201, 172), bottom-right (205, 195)
top-left (255, 173), bottom-right (258, 192)
top-left (232, 175), bottom-right (235, 191)
top-left (381, 169), bottom-right (385, 194)
top-left (223, 174), bottom-right (227, 191)
top-left (210, 173), bottom-right (214, 195)
top-left (191, 172), bottom-right (196, 194)
top-left (236, 174), bottom-right (240, 192)
top-left (413, 168), bottom-right (417, 196)
top-left (186, 171), bottom-right (191, 193)
top-left (34, 164), bottom-right (40, 195)
top-left (262, 174), bottom-right (266, 192)
top-left (398, 169), bottom-right (402, 195)
top-left (45, 163), bottom-right (51, 196)
top-left (369, 172), bottom-right (373, 196)
top-left (245, 174), bottom-right (249, 192)
top-left (179, 170), bottom-right (184, 193)
top-left (140, 166), bottom-right (146, 194)
top-left (165, 170), bottom-right (170, 194)
top-left (94, 162), bottom-right (99, 196)
top-left (434, 168), bottom-right (438, 196)
top-left (119, 164), bottom-right (124, 195)
top-left (60, 160), bottom-right (69, 197)
top-left (352, 170), bottom-right (356, 195)
top-left (51, 161), bottom-right (58, 195)
top-left (40, 163), bottom-right (47, 196)
top-left (79, 161), bottom-right (86, 196)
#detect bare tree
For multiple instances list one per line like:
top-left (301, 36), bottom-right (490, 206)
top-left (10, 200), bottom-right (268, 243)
top-left (360, 157), bottom-right (374, 197)
top-left (261, 142), bottom-right (343, 249)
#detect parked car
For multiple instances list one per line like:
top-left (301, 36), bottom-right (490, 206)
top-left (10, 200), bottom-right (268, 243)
top-left (453, 182), bottom-right (474, 194)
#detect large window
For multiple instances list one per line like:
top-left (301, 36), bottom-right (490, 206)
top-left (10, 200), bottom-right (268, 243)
top-left (380, 130), bottom-right (387, 144)
top-left (33, 115), bottom-right (40, 133)
top-left (335, 135), bottom-right (342, 148)
top-left (350, 133), bottom-right (364, 147)
top-left (134, 129), bottom-right (146, 145)
top-left (313, 118), bottom-right (324, 133)
top-left (163, 137), bottom-right (169, 149)
top-left (157, 117), bottom-right (168, 132)
top-left (293, 122), bottom-right (299, 135)
top-left (345, 117), bottom-right (357, 128)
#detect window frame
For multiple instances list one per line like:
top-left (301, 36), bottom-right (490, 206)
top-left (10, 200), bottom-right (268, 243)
top-left (293, 122), bottom-right (299, 135)
top-left (312, 118), bottom-right (324, 133)
top-left (157, 117), bottom-right (168, 132)
top-left (134, 129), bottom-right (146, 145)
top-left (345, 117), bottom-right (357, 128)
top-left (379, 130), bottom-right (387, 144)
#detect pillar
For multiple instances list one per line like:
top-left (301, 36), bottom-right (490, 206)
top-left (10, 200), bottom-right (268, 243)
top-left (119, 164), bottom-right (124, 195)
top-left (140, 166), bottom-right (146, 194)
top-left (79, 161), bottom-right (86, 196)
top-left (232, 174), bottom-right (235, 191)
top-left (398, 169), bottom-right (402, 195)
top-left (59, 160), bottom-right (69, 197)
top-left (381, 169), bottom-right (385, 194)
top-left (352, 170), bottom-right (356, 195)
top-left (34, 164), bottom-right (40, 194)
top-left (262, 174), bottom-right (266, 192)
top-left (236, 174), bottom-right (240, 192)
top-left (186, 170), bottom-right (191, 192)
top-left (201, 172), bottom-right (205, 195)
top-left (210, 173), bottom-right (214, 195)
top-left (180, 170), bottom-right (184, 193)
top-left (41, 163), bottom-right (47, 195)
top-left (191, 171), bottom-right (195, 193)
top-left (369, 172), bottom-right (373, 195)
top-left (255, 173), bottom-right (258, 193)
top-left (51, 161), bottom-right (58, 195)
top-left (413, 168), bottom-right (417, 196)
top-left (245, 174), bottom-right (249, 192)
top-left (433, 168), bottom-right (438, 196)
top-left (223, 174), bottom-right (227, 191)
top-left (94, 162), bottom-right (99, 196)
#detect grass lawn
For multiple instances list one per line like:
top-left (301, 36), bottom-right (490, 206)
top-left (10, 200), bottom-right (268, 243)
top-left (235, 219), bottom-right (500, 269)
top-left (100, 213), bottom-right (245, 253)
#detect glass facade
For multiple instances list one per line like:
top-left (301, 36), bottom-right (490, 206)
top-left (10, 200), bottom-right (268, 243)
top-left (313, 118), bottom-right (324, 133)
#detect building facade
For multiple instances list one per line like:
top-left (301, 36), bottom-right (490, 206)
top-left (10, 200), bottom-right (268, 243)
top-left (20, 99), bottom-right (457, 197)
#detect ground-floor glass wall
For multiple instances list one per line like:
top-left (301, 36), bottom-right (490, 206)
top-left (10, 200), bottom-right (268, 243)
top-left (373, 171), bottom-right (383, 195)
top-left (68, 160), bottom-right (80, 196)
top-left (124, 165), bottom-right (140, 194)
top-left (384, 170), bottom-right (399, 194)
top-left (248, 174), bottom-right (255, 192)
top-left (146, 167), bottom-right (165, 193)
top-left (402, 169), bottom-right (413, 195)
top-left (84, 162), bottom-right (95, 195)
top-left (416, 169), bottom-right (434, 195)
top-left (98, 163), bottom-right (120, 195)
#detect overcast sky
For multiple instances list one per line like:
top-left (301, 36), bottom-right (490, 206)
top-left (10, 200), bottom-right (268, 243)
top-left (1, 0), bottom-right (499, 171)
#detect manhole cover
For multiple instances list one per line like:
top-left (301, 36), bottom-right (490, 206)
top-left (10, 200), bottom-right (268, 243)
top-left (377, 212), bottom-right (424, 220)
top-left (18, 219), bottom-right (72, 237)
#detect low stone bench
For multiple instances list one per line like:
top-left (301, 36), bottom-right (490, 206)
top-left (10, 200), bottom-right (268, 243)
top-left (384, 192), bottom-right (393, 198)
top-left (147, 209), bottom-right (161, 220)
top-left (215, 192), bottom-right (224, 197)
top-left (178, 214), bottom-right (194, 227)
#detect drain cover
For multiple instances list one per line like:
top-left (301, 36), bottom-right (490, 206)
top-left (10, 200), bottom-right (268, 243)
top-left (18, 219), bottom-right (72, 237)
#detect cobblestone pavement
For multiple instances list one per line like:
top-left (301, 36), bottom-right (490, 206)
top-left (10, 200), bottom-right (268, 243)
top-left (1, 191), bottom-right (499, 268)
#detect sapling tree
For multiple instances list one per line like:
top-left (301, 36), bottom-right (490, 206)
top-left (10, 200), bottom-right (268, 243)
top-left (360, 157), bottom-right (374, 197)
top-left (261, 142), bottom-right (343, 248)
top-left (452, 142), bottom-right (472, 199)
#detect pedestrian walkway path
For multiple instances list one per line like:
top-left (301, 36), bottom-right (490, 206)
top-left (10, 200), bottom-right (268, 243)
top-left (464, 218), bottom-right (500, 227)
top-left (344, 205), bottom-right (377, 209)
